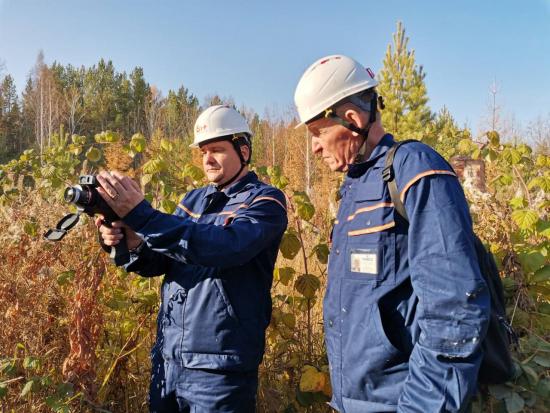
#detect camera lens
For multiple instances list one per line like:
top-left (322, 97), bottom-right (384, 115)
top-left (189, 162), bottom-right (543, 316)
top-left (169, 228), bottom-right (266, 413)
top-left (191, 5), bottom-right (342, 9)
top-left (64, 186), bottom-right (80, 203)
top-left (64, 185), bottom-right (94, 206)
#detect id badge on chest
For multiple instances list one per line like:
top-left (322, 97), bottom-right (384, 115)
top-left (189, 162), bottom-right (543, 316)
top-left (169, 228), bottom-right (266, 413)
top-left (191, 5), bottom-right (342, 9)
top-left (350, 248), bottom-right (378, 275)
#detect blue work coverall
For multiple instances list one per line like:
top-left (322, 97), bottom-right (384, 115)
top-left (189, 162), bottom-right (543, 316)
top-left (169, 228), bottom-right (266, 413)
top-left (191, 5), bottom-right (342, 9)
top-left (326, 134), bottom-right (490, 412)
top-left (119, 172), bottom-right (288, 412)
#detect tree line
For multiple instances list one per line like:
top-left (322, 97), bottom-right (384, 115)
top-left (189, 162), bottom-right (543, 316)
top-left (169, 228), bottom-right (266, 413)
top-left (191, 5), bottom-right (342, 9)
top-left (0, 22), bottom-right (547, 170)
top-left (0, 52), bottom-right (202, 163)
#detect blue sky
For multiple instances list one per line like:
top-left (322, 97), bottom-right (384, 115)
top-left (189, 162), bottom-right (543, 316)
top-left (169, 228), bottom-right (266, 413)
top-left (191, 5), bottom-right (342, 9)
top-left (0, 0), bottom-right (549, 135)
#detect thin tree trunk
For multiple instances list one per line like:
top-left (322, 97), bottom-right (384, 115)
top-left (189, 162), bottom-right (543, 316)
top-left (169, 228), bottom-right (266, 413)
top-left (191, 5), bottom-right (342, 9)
top-left (271, 126), bottom-right (275, 166)
top-left (39, 78), bottom-right (44, 160)
top-left (48, 82), bottom-right (52, 147)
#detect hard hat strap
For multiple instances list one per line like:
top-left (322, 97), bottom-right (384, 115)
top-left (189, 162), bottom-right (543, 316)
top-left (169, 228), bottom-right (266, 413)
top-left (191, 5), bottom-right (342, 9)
top-left (323, 92), bottom-right (378, 136)
top-left (215, 162), bottom-right (246, 191)
top-left (324, 92), bottom-right (379, 163)
top-left (199, 134), bottom-right (251, 165)
top-left (325, 109), bottom-right (372, 136)
top-left (231, 134), bottom-right (251, 166)
top-left (215, 134), bottom-right (250, 191)
top-left (324, 111), bottom-right (371, 164)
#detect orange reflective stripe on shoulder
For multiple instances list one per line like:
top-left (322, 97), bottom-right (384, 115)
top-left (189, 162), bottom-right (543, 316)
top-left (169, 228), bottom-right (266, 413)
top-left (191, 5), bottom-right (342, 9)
top-left (251, 196), bottom-right (287, 211)
top-left (348, 221), bottom-right (395, 237)
top-left (181, 195), bottom-right (285, 221)
top-left (400, 170), bottom-right (457, 202)
top-left (347, 202), bottom-right (394, 221)
top-left (179, 203), bottom-right (201, 219)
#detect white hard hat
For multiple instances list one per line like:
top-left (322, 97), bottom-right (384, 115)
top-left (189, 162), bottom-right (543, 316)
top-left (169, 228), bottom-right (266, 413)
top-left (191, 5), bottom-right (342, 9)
top-left (294, 55), bottom-right (379, 126)
top-left (191, 105), bottom-right (252, 148)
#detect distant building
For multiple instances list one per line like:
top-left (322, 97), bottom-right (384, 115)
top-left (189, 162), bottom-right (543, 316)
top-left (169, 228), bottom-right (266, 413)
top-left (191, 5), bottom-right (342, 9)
top-left (450, 156), bottom-right (487, 193)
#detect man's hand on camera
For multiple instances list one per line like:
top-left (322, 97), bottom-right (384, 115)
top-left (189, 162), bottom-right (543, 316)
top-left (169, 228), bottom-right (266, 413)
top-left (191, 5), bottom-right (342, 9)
top-left (94, 216), bottom-right (143, 250)
top-left (96, 171), bottom-right (145, 218)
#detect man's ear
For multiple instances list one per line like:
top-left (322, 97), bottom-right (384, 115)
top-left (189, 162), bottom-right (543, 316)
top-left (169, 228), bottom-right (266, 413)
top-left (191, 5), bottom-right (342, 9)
top-left (240, 145), bottom-right (250, 163)
top-left (343, 108), bottom-right (367, 132)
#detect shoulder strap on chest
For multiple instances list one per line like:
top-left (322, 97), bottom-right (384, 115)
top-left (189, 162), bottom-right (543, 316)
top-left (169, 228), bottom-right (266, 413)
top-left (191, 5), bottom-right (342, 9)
top-left (383, 139), bottom-right (458, 223)
top-left (382, 139), bottom-right (418, 222)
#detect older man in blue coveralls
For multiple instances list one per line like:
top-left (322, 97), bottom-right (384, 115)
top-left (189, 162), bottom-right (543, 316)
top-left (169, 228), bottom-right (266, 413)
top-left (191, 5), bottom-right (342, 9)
top-left (95, 105), bottom-right (288, 412)
top-left (294, 55), bottom-right (490, 413)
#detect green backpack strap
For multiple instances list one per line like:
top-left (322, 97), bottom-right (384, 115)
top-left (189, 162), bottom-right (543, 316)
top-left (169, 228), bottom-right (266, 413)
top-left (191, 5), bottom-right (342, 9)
top-left (382, 139), bottom-right (419, 222)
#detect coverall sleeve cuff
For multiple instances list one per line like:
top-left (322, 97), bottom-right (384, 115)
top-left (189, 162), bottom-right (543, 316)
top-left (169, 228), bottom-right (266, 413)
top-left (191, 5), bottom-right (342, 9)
top-left (122, 199), bottom-right (156, 232)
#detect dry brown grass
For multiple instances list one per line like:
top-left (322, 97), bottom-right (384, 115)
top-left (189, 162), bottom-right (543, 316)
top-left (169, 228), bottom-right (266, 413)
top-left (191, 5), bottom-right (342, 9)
top-left (0, 169), bottom-right (336, 412)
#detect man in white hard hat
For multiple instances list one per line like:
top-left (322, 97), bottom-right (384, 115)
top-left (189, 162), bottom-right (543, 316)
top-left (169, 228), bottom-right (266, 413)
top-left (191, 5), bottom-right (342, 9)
top-left (95, 105), bottom-right (288, 412)
top-left (294, 55), bottom-right (490, 412)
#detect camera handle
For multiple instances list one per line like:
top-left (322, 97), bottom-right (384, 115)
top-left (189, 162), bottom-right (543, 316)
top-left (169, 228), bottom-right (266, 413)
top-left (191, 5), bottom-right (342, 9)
top-left (98, 220), bottom-right (130, 266)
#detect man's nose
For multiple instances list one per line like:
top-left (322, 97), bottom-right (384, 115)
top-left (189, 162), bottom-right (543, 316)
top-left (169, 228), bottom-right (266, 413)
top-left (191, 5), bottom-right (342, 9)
top-left (204, 152), bottom-right (215, 164)
top-left (311, 138), bottom-right (322, 155)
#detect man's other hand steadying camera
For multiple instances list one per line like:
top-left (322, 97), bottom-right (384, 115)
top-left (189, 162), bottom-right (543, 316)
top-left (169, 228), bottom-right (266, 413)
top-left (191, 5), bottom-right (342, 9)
top-left (95, 170), bottom-right (145, 250)
top-left (94, 217), bottom-right (143, 250)
top-left (96, 171), bottom-right (144, 218)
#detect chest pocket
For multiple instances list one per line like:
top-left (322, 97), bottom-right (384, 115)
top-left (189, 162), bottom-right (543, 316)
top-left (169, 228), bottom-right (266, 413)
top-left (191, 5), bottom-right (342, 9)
top-left (345, 176), bottom-right (396, 286)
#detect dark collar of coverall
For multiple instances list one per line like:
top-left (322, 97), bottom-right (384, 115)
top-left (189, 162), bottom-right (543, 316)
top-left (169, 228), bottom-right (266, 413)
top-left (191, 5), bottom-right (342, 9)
top-left (347, 133), bottom-right (395, 179)
top-left (203, 171), bottom-right (258, 210)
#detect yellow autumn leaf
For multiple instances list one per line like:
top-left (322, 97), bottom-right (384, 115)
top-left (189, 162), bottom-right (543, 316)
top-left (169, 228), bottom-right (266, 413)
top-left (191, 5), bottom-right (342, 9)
top-left (281, 313), bottom-right (296, 329)
top-left (299, 365), bottom-right (326, 393)
top-left (86, 147), bottom-right (102, 162)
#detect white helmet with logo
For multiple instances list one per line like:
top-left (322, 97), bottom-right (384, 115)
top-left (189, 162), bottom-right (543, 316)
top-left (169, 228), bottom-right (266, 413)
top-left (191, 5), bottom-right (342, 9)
top-left (294, 54), bottom-right (378, 126)
top-left (191, 105), bottom-right (252, 148)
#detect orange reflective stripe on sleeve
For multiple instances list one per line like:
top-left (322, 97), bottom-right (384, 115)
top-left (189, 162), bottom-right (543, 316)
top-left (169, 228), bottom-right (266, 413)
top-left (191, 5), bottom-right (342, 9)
top-left (223, 213), bottom-right (237, 226)
top-left (179, 204), bottom-right (201, 219)
top-left (348, 221), bottom-right (395, 237)
top-left (400, 170), bottom-right (457, 202)
top-left (347, 202), bottom-right (394, 221)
